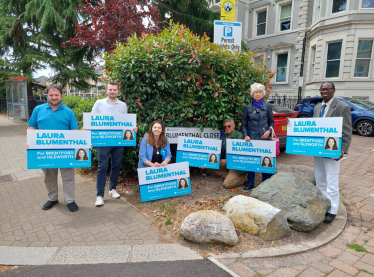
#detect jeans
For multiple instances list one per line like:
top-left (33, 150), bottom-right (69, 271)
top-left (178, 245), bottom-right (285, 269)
top-left (247, 172), bottom-right (270, 186)
top-left (97, 146), bottom-right (125, 197)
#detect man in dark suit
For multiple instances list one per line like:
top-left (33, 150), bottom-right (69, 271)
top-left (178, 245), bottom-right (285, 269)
top-left (313, 82), bottom-right (352, 223)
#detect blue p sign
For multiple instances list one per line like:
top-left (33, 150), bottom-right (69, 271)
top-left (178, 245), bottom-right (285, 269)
top-left (223, 26), bottom-right (233, 37)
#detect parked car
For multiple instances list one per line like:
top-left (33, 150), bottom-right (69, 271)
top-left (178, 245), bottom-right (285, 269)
top-left (294, 97), bottom-right (374, 137)
top-left (271, 103), bottom-right (298, 147)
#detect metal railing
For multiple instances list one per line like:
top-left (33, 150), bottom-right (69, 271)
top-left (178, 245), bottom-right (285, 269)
top-left (268, 95), bottom-right (300, 110)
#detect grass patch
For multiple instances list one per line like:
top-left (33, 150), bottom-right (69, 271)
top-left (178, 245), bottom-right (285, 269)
top-left (346, 244), bottom-right (373, 254)
top-left (165, 218), bottom-right (172, 225)
top-left (360, 269), bottom-right (373, 275)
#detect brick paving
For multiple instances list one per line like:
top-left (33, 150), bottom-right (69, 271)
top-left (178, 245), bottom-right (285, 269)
top-left (219, 131), bottom-right (374, 276)
top-left (0, 115), bottom-right (161, 247)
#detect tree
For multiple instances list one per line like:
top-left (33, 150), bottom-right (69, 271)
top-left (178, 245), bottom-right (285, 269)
top-left (149, 0), bottom-right (220, 38)
top-left (62, 0), bottom-right (162, 53)
top-left (0, 0), bottom-right (99, 97)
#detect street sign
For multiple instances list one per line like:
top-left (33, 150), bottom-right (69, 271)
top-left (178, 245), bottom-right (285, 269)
top-left (214, 21), bottom-right (242, 52)
top-left (220, 0), bottom-right (235, 21)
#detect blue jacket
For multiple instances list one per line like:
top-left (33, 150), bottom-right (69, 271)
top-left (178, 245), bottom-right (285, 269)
top-left (242, 102), bottom-right (274, 140)
top-left (138, 136), bottom-right (172, 168)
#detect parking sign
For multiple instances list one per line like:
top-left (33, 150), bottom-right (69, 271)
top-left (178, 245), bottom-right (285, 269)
top-left (214, 21), bottom-right (242, 52)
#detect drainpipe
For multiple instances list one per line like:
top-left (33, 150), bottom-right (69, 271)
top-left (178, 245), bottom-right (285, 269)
top-left (298, 31), bottom-right (308, 103)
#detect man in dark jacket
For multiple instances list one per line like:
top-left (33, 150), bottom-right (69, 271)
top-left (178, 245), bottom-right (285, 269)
top-left (215, 119), bottom-right (247, 188)
top-left (313, 82), bottom-right (352, 223)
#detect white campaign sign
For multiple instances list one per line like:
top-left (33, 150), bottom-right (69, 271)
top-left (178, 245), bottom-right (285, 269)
top-left (287, 118), bottom-right (343, 137)
top-left (214, 21), bottom-right (242, 51)
top-left (227, 139), bottom-right (276, 157)
top-left (137, 162), bottom-right (190, 186)
top-left (83, 113), bottom-right (136, 130)
top-left (165, 127), bottom-right (220, 144)
top-left (27, 130), bottom-right (91, 149)
top-left (177, 136), bottom-right (222, 154)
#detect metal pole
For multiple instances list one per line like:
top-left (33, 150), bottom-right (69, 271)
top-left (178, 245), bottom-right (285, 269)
top-left (298, 31), bottom-right (308, 103)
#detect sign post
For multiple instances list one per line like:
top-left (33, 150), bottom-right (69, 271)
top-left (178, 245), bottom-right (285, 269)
top-left (214, 21), bottom-right (242, 52)
top-left (226, 139), bottom-right (276, 174)
top-left (286, 118), bottom-right (343, 158)
top-left (165, 127), bottom-right (220, 144)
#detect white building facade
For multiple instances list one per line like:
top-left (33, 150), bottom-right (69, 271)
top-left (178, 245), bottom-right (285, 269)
top-left (210, 0), bottom-right (374, 101)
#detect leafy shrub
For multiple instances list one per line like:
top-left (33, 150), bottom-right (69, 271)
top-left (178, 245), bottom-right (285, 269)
top-left (104, 22), bottom-right (274, 131)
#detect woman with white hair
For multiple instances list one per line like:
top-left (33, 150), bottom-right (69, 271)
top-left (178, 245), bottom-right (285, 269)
top-left (242, 83), bottom-right (274, 192)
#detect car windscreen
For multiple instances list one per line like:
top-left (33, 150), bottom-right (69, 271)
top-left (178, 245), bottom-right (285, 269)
top-left (362, 101), bottom-right (374, 109)
top-left (347, 99), bottom-right (372, 110)
top-left (271, 104), bottom-right (294, 113)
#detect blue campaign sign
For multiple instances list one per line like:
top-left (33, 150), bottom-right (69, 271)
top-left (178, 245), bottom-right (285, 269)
top-left (175, 136), bottom-right (222, 169)
top-left (27, 130), bottom-right (91, 169)
top-left (226, 139), bottom-right (276, 174)
top-left (286, 118), bottom-right (343, 158)
top-left (83, 113), bottom-right (136, 147)
top-left (137, 162), bottom-right (191, 202)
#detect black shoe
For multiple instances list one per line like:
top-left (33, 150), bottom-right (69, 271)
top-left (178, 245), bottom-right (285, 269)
top-left (67, 202), bottom-right (79, 212)
top-left (42, 200), bottom-right (58, 210)
top-left (324, 213), bottom-right (336, 223)
top-left (242, 185), bottom-right (255, 192)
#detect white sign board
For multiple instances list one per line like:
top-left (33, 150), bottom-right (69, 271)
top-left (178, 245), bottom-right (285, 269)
top-left (214, 21), bottom-right (242, 51)
top-left (165, 127), bottom-right (220, 144)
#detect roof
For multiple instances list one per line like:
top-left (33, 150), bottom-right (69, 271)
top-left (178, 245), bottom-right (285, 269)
top-left (34, 76), bottom-right (49, 84)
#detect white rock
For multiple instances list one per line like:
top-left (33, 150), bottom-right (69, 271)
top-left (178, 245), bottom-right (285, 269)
top-left (180, 210), bottom-right (238, 246)
top-left (223, 195), bottom-right (290, 241)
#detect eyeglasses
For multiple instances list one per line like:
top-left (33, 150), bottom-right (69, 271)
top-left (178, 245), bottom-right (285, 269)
top-left (319, 88), bottom-right (334, 92)
top-left (224, 125), bottom-right (232, 129)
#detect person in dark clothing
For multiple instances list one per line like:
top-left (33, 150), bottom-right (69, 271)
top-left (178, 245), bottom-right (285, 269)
top-left (242, 83), bottom-right (274, 192)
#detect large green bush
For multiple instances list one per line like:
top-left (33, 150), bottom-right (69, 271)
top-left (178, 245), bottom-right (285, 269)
top-left (105, 22), bottom-right (274, 131)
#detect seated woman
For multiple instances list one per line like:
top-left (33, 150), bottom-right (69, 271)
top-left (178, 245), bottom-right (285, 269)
top-left (138, 120), bottom-right (172, 168)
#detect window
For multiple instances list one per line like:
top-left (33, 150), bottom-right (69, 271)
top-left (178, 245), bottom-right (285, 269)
top-left (310, 46), bottom-right (316, 80)
top-left (326, 42), bottom-right (342, 78)
top-left (354, 40), bottom-right (373, 77)
top-left (256, 11), bottom-right (267, 36)
top-left (276, 53), bottom-right (288, 82)
top-left (316, 0), bottom-right (321, 20)
top-left (280, 4), bottom-right (292, 31)
top-left (332, 0), bottom-right (347, 13)
top-left (362, 0), bottom-right (374, 8)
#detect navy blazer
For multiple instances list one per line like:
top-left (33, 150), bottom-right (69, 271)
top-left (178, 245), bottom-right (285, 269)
top-left (138, 136), bottom-right (172, 168)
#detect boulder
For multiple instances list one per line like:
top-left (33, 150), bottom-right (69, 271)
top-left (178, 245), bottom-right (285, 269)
top-left (180, 210), bottom-right (238, 246)
top-left (251, 172), bottom-right (330, 232)
top-left (276, 164), bottom-right (315, 184)
top-left (223, 195), bottom-right (290, 241)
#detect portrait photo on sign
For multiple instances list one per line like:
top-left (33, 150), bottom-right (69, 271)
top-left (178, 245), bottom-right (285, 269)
top-left (208, 153), bottom-right (218, 163)
top-left (178, 178), bottom-right (189, 190)
top-left (261, 156), bottom-right (273, 168)
top-left (75, 148), bottom-right (89, 161)
top-left (324, 137), bottom-right (339, 151)
top-left (123, 130), bottom-right (134, 141)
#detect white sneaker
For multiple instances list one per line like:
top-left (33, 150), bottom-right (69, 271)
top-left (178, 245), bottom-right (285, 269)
top-left (95, 196), bottom-right (104, 206)
top-left (109, 189), bottom-right (120, 199)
